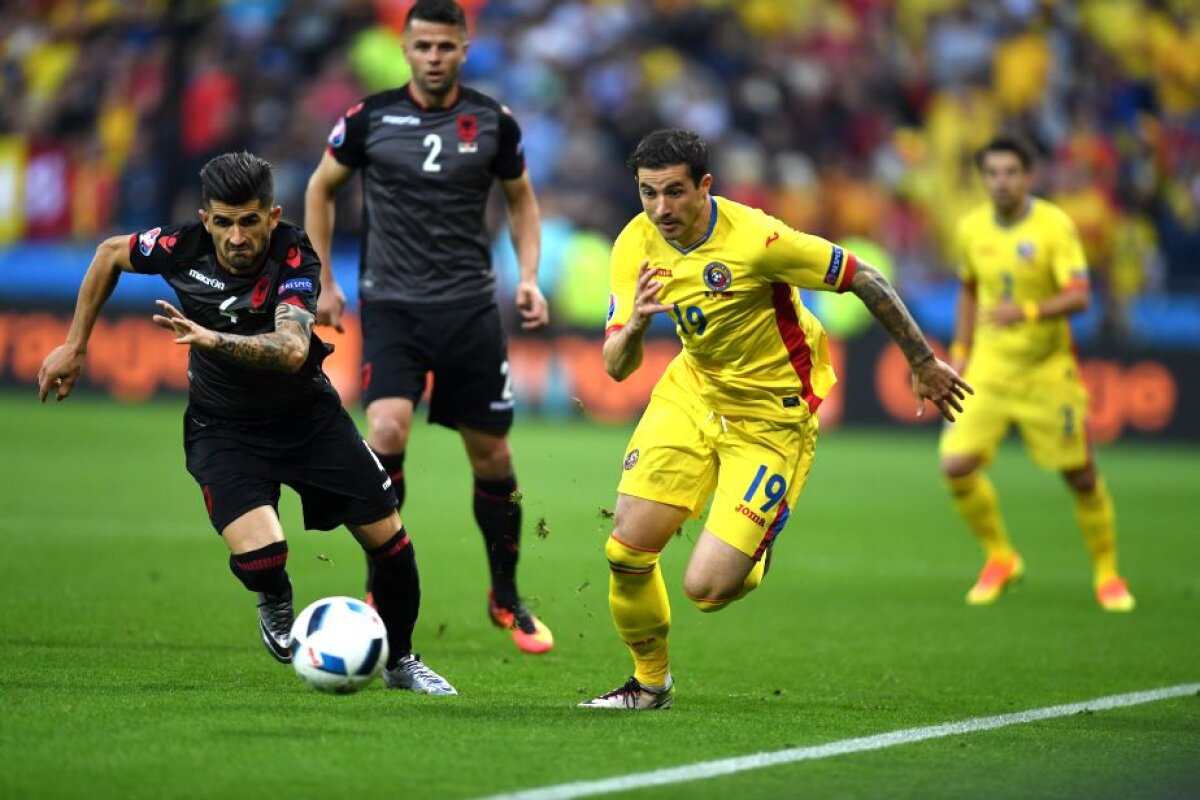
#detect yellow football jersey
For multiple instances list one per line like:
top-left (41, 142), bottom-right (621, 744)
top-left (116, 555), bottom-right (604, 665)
top-left (606, 196), bottom-right (856, 424)
top-left (956, 198), bottom-right (1089, 384)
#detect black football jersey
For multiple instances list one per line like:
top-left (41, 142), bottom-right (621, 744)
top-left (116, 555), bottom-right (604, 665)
top-left (128, 220), bottom-right (340, 419)
top-left (326, 84), bottom-right (525, 305)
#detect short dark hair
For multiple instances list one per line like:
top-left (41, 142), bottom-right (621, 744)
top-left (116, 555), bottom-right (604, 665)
top-left (627, 129), bottom-right (709, 187)
top-left (975, 135), bottom-right (1036, 171)
top-left (405, 0), bottom-right (467, 32)
top-left (199, 152), bottom-right (274, 208)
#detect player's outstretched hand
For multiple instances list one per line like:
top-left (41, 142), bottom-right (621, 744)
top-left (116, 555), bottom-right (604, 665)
top-left (317, 280), bottom-right (346, 333)
top-left (911, 357), bottom-right (973, 422)
top-left (629, 261), bottom-right (671, 331)
top-left (516, 280), bottom-right (549, 330)
top-left (37, 344), bottom-right (85, 403)
top-left (152, 300), bottom-right (218, 349)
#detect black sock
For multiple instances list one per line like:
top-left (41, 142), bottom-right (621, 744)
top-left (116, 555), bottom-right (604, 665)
top-left (474, 475), bottom-right (521, 610)
top-left (229, 541), bottom-right (291, 596)
top-left (366, 529), bottom-right (420, 667)
top-left (365, 450), bottom-right (406, 594)
top-left (376, 450), bottom-right (406, 510)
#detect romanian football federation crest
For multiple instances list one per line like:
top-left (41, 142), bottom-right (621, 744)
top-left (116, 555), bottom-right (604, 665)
top-left (1016, 240), bottom-right (1036, 262)
top-left (702, 262), bottom-right (732, 292)
top-left (623, 449), bottom-right (640, 470)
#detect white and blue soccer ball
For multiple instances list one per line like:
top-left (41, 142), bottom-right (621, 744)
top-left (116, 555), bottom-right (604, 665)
top-left (290, 596), bottom-right (389, 694)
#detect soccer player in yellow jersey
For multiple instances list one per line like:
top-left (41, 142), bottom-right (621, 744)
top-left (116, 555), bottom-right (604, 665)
top-left (580, 129), bottom-right (971, 710)
top-left (941, 135), bottom-right (1135, 613)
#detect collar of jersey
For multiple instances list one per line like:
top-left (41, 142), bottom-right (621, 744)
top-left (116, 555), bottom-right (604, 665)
top-left (664, 196), bottom-right (718, 255)
top-left (405, 82), bottom-right (462, 112)
top-left (992, 197), bottom-right (1034, 229)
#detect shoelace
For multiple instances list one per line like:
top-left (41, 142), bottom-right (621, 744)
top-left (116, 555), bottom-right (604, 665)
top-left (400, 656), bottom-right (445, 686)
top-left (600, 678), bottom-right (646, 707)
top-left (512, 607), bottom-right (539, 635)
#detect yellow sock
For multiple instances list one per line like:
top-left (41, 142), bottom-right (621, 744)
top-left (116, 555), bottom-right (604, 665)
top-left (1073, 479), bottom-right (1118, 585)
top-left (606, 535), bottom-right (671, 686)
top-left (738, 556), bottom-right (766, 599)
top-left (947, 472), bottom-right (1013, 560)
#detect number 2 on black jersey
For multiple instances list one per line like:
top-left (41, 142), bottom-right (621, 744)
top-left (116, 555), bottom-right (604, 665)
top-left (423, 134), bottom-right (442, 173)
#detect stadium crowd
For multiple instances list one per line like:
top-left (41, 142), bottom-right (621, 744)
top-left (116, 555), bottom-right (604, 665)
top-left (2, 0), bottom-right (1198, 334)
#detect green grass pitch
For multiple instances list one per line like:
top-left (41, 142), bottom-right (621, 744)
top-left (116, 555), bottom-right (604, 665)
top-left (0, 391), bottom-right (1196, 799)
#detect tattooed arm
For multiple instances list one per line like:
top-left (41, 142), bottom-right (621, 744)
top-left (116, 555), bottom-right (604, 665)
top-left (849, 261), bottom-right (973, 421)
top-left (849, 262), bottom-right (935, 367)
top-left (152, 300), bottom-right (313, 373)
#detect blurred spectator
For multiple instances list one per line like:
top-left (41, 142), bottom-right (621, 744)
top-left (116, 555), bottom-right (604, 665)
top-left (0, 0), bottom-right (1197, 311)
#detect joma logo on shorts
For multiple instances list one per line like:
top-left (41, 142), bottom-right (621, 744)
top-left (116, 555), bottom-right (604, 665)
top-left (734, 503), bottom-right (767, 528)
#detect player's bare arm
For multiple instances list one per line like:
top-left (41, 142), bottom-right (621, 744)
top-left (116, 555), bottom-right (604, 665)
top-left (38, 235), bottom-right (138, 402)
top-left (304, 152), bottom-right (356, 332)
top-left (603, 261), bottom-right (670, 382)
top-left (984, 284), bottom-right (1090, 327)
top-left (501, 172), bottom-right (549, 330)
top-left (849, 261), bottom-right (973, 421)
top-left (152, 300), bottom-right (313, 373)
top-left (949, 280), bottom-right (978, 372)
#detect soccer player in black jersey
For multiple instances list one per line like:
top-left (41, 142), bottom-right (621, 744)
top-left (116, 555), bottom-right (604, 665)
top-left (37, 152), bottom-right (456, 694)
top-left (305, 0), bottom-right (553, 654)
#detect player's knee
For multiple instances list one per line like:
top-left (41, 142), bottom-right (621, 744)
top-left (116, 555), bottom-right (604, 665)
top-left (605, 535), bottom-right (660, 574)
top-left (682, 575), bottom-right (740, 613)
top-left (368, 414), bottom-right (410, 453)
top-left (942, 456), bottom-right (979, 483)
top-left (469, 449), bottom-right (512, 481)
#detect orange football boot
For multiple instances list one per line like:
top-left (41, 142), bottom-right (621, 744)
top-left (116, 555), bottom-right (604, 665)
top-left (966, 553), bottom-right (1025, 605)
top-left (1095, 576), bottom-right (1135, 612)
top-left (488, 592), bottom-right (554, 654)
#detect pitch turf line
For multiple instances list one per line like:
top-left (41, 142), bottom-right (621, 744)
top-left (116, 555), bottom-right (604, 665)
top-left (481, 683), bottom-right (1200, 800)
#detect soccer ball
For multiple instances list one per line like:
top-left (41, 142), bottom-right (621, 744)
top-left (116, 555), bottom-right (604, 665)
top-left (290, 596), bottom-right (389, 694)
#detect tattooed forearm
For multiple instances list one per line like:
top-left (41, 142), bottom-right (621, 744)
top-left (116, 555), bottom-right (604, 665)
top-left (850, 263), bottom-right (934, 367)
top-left (275, 301), bottom-right (315, 339)
top-left (209, 304), bottom-right (313, 372)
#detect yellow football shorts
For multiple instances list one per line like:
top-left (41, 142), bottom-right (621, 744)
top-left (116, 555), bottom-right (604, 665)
top-left (940, 372), bottom-right (1090, 470)
top-left (617, 380), bottom-right (818, 561)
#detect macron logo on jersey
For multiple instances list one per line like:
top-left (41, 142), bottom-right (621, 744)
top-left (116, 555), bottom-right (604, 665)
top-left (382, 114), bottom-right (421, 126)
top-left (138, 227), bottom-right (161, 256)
top-left (280, 278), bottom-right (314, 294)
top-left (824, 246), bottom-right (845, 286)
top-left (188, 269), bottom-right (226, 291)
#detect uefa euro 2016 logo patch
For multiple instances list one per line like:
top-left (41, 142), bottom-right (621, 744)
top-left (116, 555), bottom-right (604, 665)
top-left (138, 227), bottom-right (161, 256)
top-left (703, 262), bottom-right (732, 292)
top-left (623, 449), bottom-right (640, 470)
top-left (1017, 240), bottom-right (1036, 261)
top-left (607, 293), bottom-right (617, 323)
top-left (328, 116), bottom-right (346, 148)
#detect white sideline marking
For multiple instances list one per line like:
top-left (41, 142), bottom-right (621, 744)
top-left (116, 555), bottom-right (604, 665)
top-left (481, 683), bottom-right (1199, 800)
